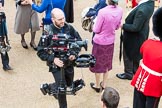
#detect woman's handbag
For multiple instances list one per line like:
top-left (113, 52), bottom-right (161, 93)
top-left (81, 17), bottom-right (94, 32)
top-left (81, 7), bottom-right (96, 32)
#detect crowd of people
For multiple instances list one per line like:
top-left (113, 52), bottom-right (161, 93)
top-left (1, 0), bottom-right (162, 108)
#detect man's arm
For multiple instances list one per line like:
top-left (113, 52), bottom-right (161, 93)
top-left (123, 10), bottom-right (147, 32)
top-left (37, 34), bottom-right (55, 64)
top-left (37, 26), bottom-right (65, 68)
top-left (69, 24), bottom-right (82, 40)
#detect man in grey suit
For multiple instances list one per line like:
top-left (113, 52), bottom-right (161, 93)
top-left (116, 0), bottom-right (154, 80)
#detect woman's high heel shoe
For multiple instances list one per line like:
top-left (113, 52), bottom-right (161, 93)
top-left (21, 41), bottom-right (28, 49)
top-left (100, 82), bottom-right (105, 91)
top-left (30, 42), bottom-right (37, 51)
top-left (90, 83), bottom-right (100, 93)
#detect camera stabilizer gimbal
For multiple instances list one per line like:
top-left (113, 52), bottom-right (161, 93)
top-left (40, 33), bottom-right (96, 95)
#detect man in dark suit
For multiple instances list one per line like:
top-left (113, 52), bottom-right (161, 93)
top-left (116, 0), bottom-right (154, 80)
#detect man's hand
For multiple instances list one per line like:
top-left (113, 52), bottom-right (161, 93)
top-left (53, 58), bottom-right (64, 67)
top-left (68, 55), bottom-right (76, 61)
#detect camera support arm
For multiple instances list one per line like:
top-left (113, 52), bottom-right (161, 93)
top-left (57, 66), bottom-right (67, 94)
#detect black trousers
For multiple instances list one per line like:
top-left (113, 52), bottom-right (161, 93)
top-left (51, 66), bottom-right (74, 108)
top-left (1, 51), bottom-right (9, 68)
top-left (133, 88), bottom-right (160, 108)
top-left (0, 36), bottom-right (9, 68)
top-left (123, 48), bottom-right (139, 77)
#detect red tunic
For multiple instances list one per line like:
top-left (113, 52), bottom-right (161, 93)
top-left (131, 39), bottom-right (162, 97)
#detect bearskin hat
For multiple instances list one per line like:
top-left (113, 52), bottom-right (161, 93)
top-left (152, 7), bottom-right (162, 38)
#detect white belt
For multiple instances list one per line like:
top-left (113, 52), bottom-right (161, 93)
top-left (141, 62), bottom-right (162, 76)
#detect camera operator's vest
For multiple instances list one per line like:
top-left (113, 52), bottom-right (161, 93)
top-left (48, 23), bottom-right (72, 36)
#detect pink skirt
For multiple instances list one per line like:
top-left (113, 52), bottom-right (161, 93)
top-left (89, 43), bottom-right (114, 73)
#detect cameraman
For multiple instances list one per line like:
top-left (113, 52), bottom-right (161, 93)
top-left (37, 8), bottom-right (82, 108)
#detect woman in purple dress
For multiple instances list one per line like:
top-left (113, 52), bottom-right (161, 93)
top-left (89, 0), bottom-right (123, 93)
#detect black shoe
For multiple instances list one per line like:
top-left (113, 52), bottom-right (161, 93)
top-left (116, 73), bottom-right (132, 80)
top-left (21, 41), bottom-right (28, 49)
top-left (100, 82), bottom-right (105, 91)
top-left (90, 83), bottom-right (100, 93)
top-left (30, 42), bottom-right (37, 51)
top-left (3, 65), bottom-right (13, 71)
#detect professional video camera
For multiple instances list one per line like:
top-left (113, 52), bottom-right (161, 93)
top-left (40, 33), bottom-right (96, 95)
top-left (45, 33), bottom-right (87, 54)
top-left (41, 33), bottom-right (90, 65)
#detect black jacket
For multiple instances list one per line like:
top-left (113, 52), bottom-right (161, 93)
top-left (37, 23), bottom-right (82, 72)
top-left (122, 0), bottom-right (154, 62)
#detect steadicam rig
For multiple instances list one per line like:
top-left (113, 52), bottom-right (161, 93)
top-left (40, 33), bottom-right (96, 95)
top-left (40, 79), bottom-right (85, 95)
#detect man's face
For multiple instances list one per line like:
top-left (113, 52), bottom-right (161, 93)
top-left (52, 15), bottom-right (65, 28)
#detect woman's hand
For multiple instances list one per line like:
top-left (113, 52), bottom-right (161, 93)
top-left (20, 0), bottom-right (29, 5)
top-left (25, 0), bottom-right (33, 5)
